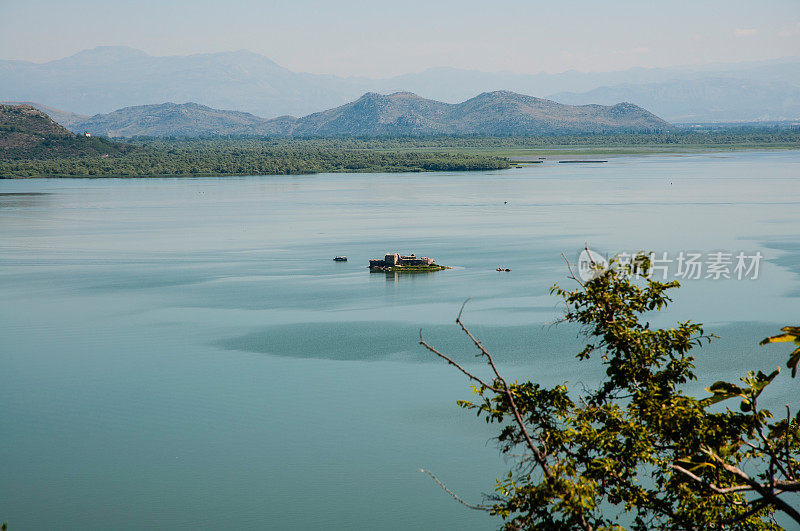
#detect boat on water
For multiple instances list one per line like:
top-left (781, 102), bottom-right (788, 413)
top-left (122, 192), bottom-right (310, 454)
top-left (333, 256), bottom-right (348, 261)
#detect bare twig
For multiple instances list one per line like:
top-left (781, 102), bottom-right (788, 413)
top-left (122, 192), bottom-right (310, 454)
top-left (562, 252), bottom-right (584, 286)
top-left (455, 301), bottom-right (553, 480)
top-left (670, 464), bottom-right (752, 494)
top-left (584, 243), bottom-right (596, 266)
top-left (418, 468), bottom-right (491, 511)
top-left (419, 330), bottom-right (499, 392)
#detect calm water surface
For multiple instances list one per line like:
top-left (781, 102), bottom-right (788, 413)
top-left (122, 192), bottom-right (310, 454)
top-left (1, 152), bottom-right (799, 529)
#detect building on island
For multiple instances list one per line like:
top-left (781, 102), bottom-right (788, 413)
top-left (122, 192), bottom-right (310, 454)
top-left (369, 252), bottom-right (434, 269)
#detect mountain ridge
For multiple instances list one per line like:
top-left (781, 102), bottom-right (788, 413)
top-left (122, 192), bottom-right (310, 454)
top-left (2, 46), bottom-right (798, 122)
top-left (69, 91), bottom-right (672, 137)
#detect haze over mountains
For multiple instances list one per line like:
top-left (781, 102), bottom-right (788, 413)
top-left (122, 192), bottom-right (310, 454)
top-left (57, 92), bottom-right (671, 137)
top-left (2, 46), bottom-right (799, 123)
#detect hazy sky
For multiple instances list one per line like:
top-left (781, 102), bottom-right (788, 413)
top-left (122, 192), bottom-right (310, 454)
top-left (2, 0), bottom-right (798, 77)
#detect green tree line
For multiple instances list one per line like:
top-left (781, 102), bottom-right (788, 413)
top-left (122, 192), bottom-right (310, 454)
top-left (2, 130), bottom-right (798, 178)
top-left (0, 141), bottom-right (510, 177)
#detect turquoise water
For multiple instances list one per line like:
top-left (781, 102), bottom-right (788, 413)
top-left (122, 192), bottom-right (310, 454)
top-left (1, 152), bottom-right (799, 529)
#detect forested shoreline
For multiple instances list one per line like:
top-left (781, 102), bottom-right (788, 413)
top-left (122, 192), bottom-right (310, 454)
top-left (1, 130), bottom-right (798, 178)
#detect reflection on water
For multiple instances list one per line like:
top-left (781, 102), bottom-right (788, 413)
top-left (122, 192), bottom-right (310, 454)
top-left (0, 191), bottom-right (50, 207)
top-left (1, 151), bottom-right (799, 530)
top-left (372, 268), bottom-right (448, 282)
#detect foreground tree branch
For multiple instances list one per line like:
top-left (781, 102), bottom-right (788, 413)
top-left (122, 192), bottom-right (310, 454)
top-left (421, 253), bottom-right (800, 530)
top-left (701, 449), bottom-right (800, 524)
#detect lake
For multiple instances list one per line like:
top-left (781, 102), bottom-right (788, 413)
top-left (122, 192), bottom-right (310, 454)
top-left (1, 151), bottom-right (799, 529)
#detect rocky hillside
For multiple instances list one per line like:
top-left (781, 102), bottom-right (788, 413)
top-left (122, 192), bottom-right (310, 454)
top-left (0, 104), bottom-right (127, 158)
top-left (71, 92), bottom-right (672, 137)
top-left (286, 91), bottom-right (671, 136)
top-left (0, 101), bottom-right (89, 129)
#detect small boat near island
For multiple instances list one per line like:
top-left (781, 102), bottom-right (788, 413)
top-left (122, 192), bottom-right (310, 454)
top-left (333, 256), bottom-right (348, 261)
top-left (558, 160), bottom-right (608, 163)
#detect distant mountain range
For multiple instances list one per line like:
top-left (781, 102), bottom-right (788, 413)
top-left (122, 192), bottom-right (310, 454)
top-left (1, 46), bottom-right (799, 123)
top-left (62, 92), bottom-right (672, 137)
top-left (552, 77), bottom-right (800, 123)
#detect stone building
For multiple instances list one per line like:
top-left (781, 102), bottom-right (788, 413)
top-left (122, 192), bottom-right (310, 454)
top-left (369, 252), bottom-right (434, 269)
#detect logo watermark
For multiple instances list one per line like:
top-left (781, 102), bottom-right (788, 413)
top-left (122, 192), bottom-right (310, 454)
top-left (577, 248), bottom-right (609, 282)
top-left (576, 249), bottom-right (763, 282)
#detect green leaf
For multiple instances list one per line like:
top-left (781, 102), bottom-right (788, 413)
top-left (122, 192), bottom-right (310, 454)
top-left (750, 368), bottom-right (780, 397)
top-left (703, 381), bottom-right (746, 404)
top-left (789, 347), bottom-right (800, 378)
top-left (760, 325), bottom-right (800, 378)
top-left (708, 381), bottom-right (743, 394)
top-left (760, 333), bottom-right (796, 345)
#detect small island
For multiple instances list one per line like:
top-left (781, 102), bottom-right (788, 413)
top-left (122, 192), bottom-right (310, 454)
top-left (368, 252), bottom-right (449, 272)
